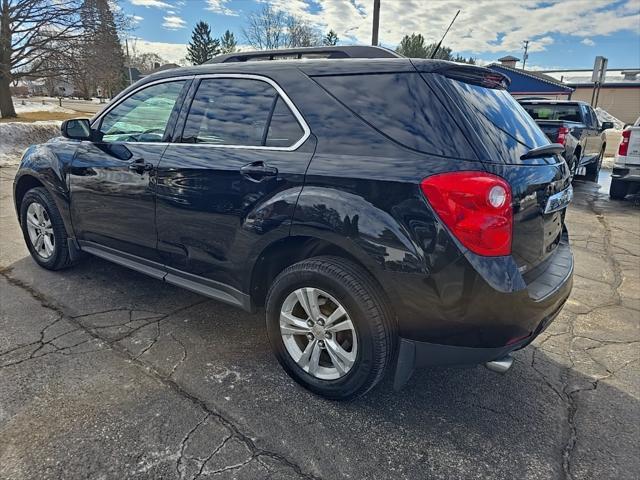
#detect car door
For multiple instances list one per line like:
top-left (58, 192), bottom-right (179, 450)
top-left (70, 79), bottom-right (189, 265)
top-left (155, 75), bottom-right (314, 302)
top-left (580, 104), bottom-right (598, 161)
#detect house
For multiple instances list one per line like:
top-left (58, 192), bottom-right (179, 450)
top-left (488, 56), bottom-right (574, 100)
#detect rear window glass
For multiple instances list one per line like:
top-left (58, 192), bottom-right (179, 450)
top-left (521, 104), bottom-right (582, 122)
top-left (445, 78), bottom-right (549, 148)
top-left (314, 73), bottom-right (474, 158)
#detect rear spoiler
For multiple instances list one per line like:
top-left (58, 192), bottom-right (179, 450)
top-left (520, 143), bottom-right (564, 160)
top-left (411, 60), bottom-right (511, 89)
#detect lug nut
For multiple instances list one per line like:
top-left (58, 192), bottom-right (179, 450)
top-left (306, 333), bottom-right (314, 341)
top-left (325, 332), bottom-right (332, 339)
top-left (318, 340), bottom-right (325, 348)
top-left (307, 320), bottom-right (314, 327)
top-left (317, 319), bottom-right (325, 327)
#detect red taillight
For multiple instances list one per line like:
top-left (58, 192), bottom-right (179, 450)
top-left (556, 126), bottom-right (569, 145)
top-left (618, 129), bottom-right (631, 156)
top-left (420, 172), bottom-right (513, 256)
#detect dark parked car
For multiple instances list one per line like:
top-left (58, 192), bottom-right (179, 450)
top-left (13, 46), bottom-right (574, 400)
top-left (518, 99), bottom-right (613, 181)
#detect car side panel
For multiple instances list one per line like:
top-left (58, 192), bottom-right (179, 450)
top-left (14, 139), bottom-right (79, 237)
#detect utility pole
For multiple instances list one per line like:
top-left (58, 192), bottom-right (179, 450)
top-left (372, 0), bottom-right (380, 46)
top-left (125, 38), bottom-right (133, 86)
top-left (522, 40), bottom-right (530, 69)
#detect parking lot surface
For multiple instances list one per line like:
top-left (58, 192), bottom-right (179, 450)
top-left (1, 164), bottom-right (638, 480)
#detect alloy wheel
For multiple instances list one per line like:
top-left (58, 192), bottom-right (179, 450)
top-left (26, 202), bottom-right (55, 259)
top-left (280, 287), bottom-right (358, 380)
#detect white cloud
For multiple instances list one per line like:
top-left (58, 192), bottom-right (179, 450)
top-left (129, 15), bottom-right (144, 25)
top-left (162, 14), bottom-right (186, 30)
top-left (129, 38), bottom-right (188, 64)
top-left (130, 0), bottom-right (172, 9)
top-left (264, 0), bottom-right (640, 58)
top-left (206, 0), bottom-right (238, 16)
top-left (581, 38), bottom-right (596, 46)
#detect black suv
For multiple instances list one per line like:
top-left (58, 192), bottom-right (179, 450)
top-left (13, 46), bottom-right (574, 400)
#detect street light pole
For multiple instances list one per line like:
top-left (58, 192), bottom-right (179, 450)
top-left (372, 0), bottom-right (380, 46)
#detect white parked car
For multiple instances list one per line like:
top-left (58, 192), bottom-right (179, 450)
top-left (611, 117), bottom-right (640, 199)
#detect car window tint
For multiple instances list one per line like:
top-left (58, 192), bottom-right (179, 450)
top-left (315, 73), bottom-right (472, 157)
top-left (100, 81), bottom-right (185, 143)
top-left (445, 78), bottom-right (550, 148)
top-left (182, 78), bottom-right (276, 146)
top-left (265, 97), bottom-right (304, 147)
top-left (521, 104), bottom-right (581, 122)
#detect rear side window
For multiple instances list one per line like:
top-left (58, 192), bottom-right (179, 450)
top-left (444, 78), bottom-right (549, 148)
top-left (314, 73), bottom-right (473, 158)
top-left (183, 78), bottom-right (275, 145)
top-left (521, 104), bottom-right (581, 122)
top-left (265, 97), bottom-right (304, 147)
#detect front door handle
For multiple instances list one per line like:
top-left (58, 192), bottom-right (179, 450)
top-left (240, 161), bottom-right (278, 182)
top-left (128, 159), bottom-right (153, 173)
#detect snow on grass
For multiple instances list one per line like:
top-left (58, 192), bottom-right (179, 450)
top-left (0, 121), bottom-right (62, 167)
top-left (13, 98), bottom-right (76, 114)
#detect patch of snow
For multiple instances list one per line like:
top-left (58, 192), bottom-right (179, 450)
top-left (595, 107), bottom-right (625, 130)
top-left (0, 121), bottom-right (62, 167)
top-left (12, 98), bottom-right (75, 114)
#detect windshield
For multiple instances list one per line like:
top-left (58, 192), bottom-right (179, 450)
top-left (520, 104), bottom-right (582, 123)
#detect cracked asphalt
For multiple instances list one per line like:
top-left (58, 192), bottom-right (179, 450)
top-left (1, 164), bottom-right (638, 480)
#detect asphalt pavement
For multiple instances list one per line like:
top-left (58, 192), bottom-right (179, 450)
top-left (0, 165), bottom-right (638, 480)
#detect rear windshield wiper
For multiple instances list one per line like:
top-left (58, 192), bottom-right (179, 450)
top-left (520, 143), bottom-right (564, 160)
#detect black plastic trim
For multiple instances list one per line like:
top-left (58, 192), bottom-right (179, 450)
top-left (78, 241), bottom-right (253, 311)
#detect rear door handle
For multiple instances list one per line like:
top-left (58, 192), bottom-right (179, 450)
top-left (128, 159), bottom-right (153, 173)
top-left (240, 161), bottom-right (278, 181)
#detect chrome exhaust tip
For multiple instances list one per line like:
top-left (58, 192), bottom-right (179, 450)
top-left (485, 355), bottom-right (513, 374)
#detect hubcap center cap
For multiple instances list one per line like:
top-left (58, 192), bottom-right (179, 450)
top-left (311, 324), bottom-right (325, 339)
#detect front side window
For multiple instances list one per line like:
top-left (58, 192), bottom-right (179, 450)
top-left (99, 81), bottom-right (186, 143)
top-left (182, 78), bottom-right (304, 148)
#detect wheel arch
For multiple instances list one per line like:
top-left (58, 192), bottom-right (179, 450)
top-left (249, 235), bottom-right (395, 310)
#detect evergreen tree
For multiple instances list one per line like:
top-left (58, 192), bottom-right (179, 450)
top-left (77, 0), bottom-right (127, 98)
top-left (396, 33), bottom-right (476, 64)
top-left (187, 21), bottom-right (220, 65)
top-left (323, 30), bottom-right (339, 46)
top-left (219, 30), bottom-right (237, 54)
top-left (396, 33), bottom-right (429, 58)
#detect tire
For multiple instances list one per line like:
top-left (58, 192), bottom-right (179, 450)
top-left (569, 154), bottom-right (579, 179)
top-left (584, 148), bottom-right (604, 182)
top-left (265, 256), bottom-right (395, 400)
top-left (20, 187), bottom-right (74, 270)
top-left (609, 179), bottom-right (629, 200)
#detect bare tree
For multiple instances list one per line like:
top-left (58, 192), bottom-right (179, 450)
top-left (0, 0), bottom-right (83, 117)
top-left (243, 3), bottom-right (322, 50)
top-left (286, 15), bottom-right (322, 48)
top-left (243, 3), bottom-right (287, 50)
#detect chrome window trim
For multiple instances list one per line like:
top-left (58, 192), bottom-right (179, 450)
top-left (90, 75), bottom-right (195, 133)
top-left (90, 73), bottom-right (310, 152)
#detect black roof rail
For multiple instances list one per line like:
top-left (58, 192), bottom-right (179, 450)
top-left (207, 45), bottom-right (402, 64)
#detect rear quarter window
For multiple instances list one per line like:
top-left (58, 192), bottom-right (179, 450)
top-left (313, 73), bottom-right (475, 159)
top-left (444, 78), bottom-right (550, 148)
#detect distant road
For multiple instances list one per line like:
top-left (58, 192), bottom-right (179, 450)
top-left (28, 96), bottom-right (106, 115)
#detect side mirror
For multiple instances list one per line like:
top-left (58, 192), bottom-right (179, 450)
top-left (600, 121), bottom-right (614, 131)
top-left (61, 118), bottom-right (92, 140)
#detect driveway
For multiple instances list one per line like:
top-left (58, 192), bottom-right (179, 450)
top-left (1, 165), bottom-right (638, 480)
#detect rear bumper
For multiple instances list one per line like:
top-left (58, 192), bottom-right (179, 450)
top-left (393, 302), bottom-right (562, 390)
top-left (387, 234), bottom-right (573, 389)
top-left (612, 165), bottom-right (640, 182)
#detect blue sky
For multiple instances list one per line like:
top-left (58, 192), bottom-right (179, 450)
top-left (122, 0), bottom-right (640, 69)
